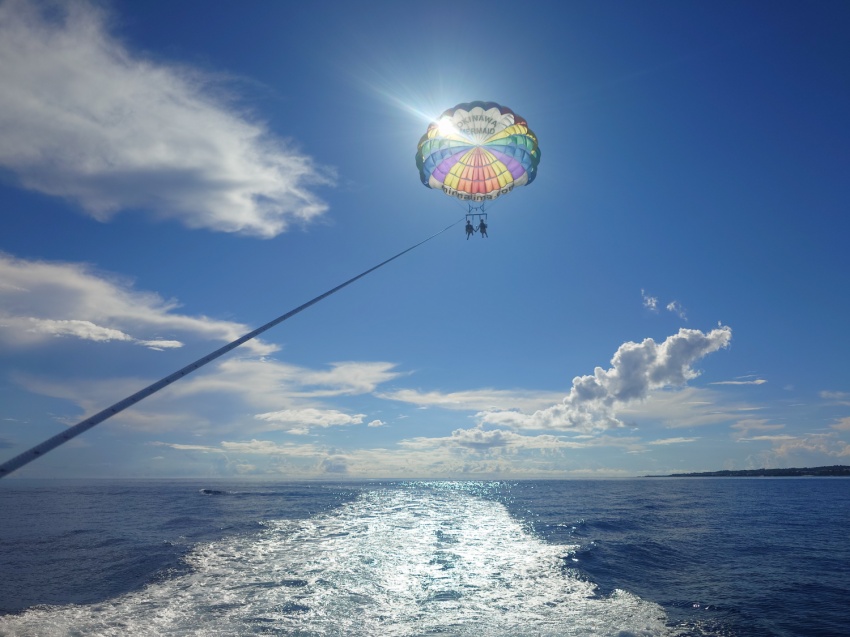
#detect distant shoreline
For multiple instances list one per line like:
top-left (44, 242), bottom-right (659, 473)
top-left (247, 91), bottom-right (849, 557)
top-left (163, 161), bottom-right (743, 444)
top-left (645, 465), bottom-right (850, 478)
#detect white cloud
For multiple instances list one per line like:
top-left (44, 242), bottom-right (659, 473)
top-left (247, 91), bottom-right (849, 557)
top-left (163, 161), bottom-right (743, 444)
top-left (220, 439), bottom-right (325, 456)
top-left (641, 289), bottom-right (658, 312)
top-left (153, 442), bottom-right (221, 453)
top-left (771, 433), bottom-right (850, 458)
top-left (14, 351), bottom-right (402, 437)
top-left (618, 386), bottom-right (757, 429)
top-left (294, 362), bottom-right (409, 397)
top-left (136, 339), bottom-right (184, 351)
top-left (0, 254), bottom-right (274, 355)
top-left (319, 455), bottom-right (350, 474)
top-left (255, 408), bottom-right (366, 434)
top-left (820, 391), bottom-right (850, 406)
top-left (169, 358), bottom-right (404, 410)
top-left (16, 317), bottom-right (184, 351)
top-left (399, 427), bottom-right (574, 452)
top-left (740, 434), bottom-right (797, 442)
top-left (378, 388), bottom-right (565, 412)
top-left (641, 290), bottom-right (687, 320)
top-left (647, 437), bottom-right (698, 445)
top-left (711, 378), bottom-right (767, 386)
top-left (731, 418), bottom-right (784, 438)
top-left (0, 0), bottom-right (332, 237)
top-left (477, 327), bottom-right (733, 433)
top-left (152, 432), bottom-right (649, 479)
top-left (666, 300), bottom-right (687, 320)
top-left (24, 318), bottom-right (135, 343)
top-left (831, 417), bottom-right (850, 431)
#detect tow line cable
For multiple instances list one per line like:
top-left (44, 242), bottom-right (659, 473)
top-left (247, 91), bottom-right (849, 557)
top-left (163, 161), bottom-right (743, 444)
top-left (0, 217), bottom-right (464, 479)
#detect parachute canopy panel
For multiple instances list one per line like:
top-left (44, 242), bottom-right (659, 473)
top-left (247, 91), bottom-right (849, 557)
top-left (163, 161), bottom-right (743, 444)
top-left (416, 101), bottom-right (540, 205)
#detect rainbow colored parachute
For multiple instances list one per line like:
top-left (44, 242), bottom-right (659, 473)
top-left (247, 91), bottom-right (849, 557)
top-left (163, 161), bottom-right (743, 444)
top-left (416, 101), bottom-right (540, 208)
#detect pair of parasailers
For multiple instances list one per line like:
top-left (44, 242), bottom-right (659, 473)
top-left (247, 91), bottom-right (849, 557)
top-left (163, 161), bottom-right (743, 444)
top-left (464, 219), bottom-right (488, 239)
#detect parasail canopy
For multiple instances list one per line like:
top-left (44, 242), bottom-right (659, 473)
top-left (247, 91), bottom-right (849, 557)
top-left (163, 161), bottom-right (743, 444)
top-left (416, 101), bottom-right (540, 208)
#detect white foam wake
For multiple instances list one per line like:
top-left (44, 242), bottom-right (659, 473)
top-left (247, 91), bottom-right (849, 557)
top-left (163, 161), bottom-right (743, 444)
top-left (0, 482), bottom-right (673, 636)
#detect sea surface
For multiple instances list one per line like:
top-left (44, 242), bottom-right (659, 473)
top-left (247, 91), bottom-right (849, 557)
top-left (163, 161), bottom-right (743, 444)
top-left (0, 479), bottom-right (848, 636)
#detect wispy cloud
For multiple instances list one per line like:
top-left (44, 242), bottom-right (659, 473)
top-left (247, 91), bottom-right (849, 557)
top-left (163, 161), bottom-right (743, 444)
top-left (152, 432), bottom-right (648, 478)
top-left (731, 418), bottom-right (785, 439)
top-left (831, 417), bottom-right (850, 431)
top-left (0, 254), bottom-right (273, 355)
top-left (398, 427), bottom-right (581, 452)
top-left (641, 289), bottom-right (658, 311)
top-left (648, 437), bottom-right (698, 445)
top-left (711, 377), bottom-right (767, 386)
top-left (476, 327), bottom-right (733, 433)
top-left (820, 391), bottom-right (850, 406)
top-left (169, 358), bottom-right (404, 409)
top-left (0, 0), bottom-right (332, 237)
top-left (255, 408), bottom-right (366, 435)
top-left (14, 354), bottom-right (403, 436)
top-left (377, 388), bottom-right (565, 412)
top-left (665, 300), bottom-right (687, 320)
top-left (771, 433), bottom-right (850, 458)
top-left (18, 318), bottom-right (183, 351)
top-left (641, 289), bottom-right (686, 320)
top-left (618, 386), bottom-right (758, 429)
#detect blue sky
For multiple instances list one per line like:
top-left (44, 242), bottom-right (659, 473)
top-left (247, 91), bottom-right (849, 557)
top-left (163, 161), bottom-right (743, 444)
top-left (1, 0), bottom-right (849, 479)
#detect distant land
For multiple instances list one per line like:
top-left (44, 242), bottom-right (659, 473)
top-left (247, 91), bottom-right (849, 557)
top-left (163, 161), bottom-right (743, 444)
top-left (646, 465), bottom-right (850, 478)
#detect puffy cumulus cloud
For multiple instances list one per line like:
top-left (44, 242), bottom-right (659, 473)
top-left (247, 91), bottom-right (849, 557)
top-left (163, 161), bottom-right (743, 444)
top-left (0, 0), bottom-right (331, 237)
top-left (0, 254), bottom-right (274, 355)
top-left (477, 327), bottom-right (732, 433)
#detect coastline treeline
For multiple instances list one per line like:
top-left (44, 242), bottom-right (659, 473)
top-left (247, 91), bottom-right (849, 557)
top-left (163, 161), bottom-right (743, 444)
top-left (647, 465), bottom-right (850, 478)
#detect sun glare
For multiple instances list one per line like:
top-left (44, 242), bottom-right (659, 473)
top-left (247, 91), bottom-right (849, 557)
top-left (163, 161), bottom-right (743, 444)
top-left (436, 117), bottom-right (458, 137)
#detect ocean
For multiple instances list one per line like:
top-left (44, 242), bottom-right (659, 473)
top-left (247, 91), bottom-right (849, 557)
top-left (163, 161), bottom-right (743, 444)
top-left (0, 479), bottom-right (847, 636)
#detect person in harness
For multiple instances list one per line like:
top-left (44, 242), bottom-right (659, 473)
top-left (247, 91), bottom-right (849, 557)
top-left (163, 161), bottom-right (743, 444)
top-left (477, 218), bottom-right (488, 238)
top-left (465, 220), bottom-right (475, 239)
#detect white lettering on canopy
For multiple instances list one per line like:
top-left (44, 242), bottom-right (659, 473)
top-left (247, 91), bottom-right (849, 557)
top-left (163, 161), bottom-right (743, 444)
top-left (450, 107), bottom-right (514, 143)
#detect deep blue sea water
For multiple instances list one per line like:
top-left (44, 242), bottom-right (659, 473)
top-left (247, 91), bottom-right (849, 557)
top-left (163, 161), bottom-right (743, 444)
top-left (0, 479), bottom-right (847, 636)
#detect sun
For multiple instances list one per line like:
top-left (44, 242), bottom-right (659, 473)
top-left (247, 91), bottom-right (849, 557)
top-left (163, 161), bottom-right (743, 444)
top-left (436, 117), bottom-right (459, 138)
